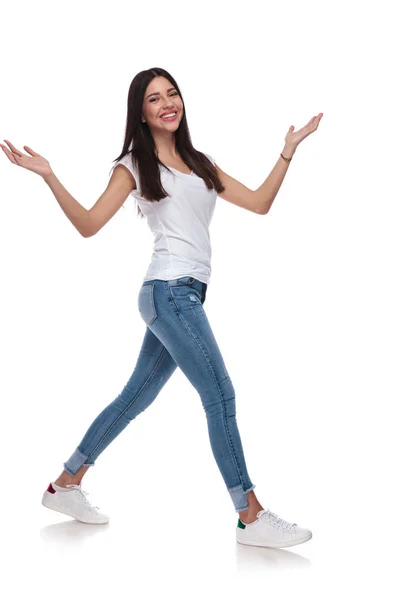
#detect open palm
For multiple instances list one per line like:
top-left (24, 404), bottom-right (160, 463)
top-left (1, 139), bottom-right (52, 178)
top-left (285, 113), bottom-right (323, 148)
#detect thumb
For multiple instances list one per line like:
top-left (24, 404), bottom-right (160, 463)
top-left (23, 145), bottom-right (40, 156)
top-left (287, 125), bottom-right (295, 133)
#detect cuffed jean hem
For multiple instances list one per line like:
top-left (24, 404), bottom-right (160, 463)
top-left (63, 448), bottom-right (95, 476)
top-left (228, 483), bottom-right (256, 512)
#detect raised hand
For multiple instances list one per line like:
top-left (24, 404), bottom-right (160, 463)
top-left (284, 113), bottom-right (323, 149)
top-left (1, 139), bottom-right (52, 178)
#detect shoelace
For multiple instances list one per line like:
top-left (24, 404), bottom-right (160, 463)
top-left (259, 509), bottom-right (297, 532)
top-left (66, 484), bottom-right (100, 512)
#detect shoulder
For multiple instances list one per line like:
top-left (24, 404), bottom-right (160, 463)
top-left (202, 153), bottom-right (216, 165)
top-left (112, 152), bottom-right (137, 177)
top-left (111, 152), bottom-right (139, 192)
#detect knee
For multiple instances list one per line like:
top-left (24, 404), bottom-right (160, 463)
top-left (202, 376), bottom-right (236, 417)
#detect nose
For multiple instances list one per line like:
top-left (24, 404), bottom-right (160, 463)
top-left (162, 98), bottom-right (175, 109)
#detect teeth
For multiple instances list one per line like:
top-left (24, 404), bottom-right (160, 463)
top-left (161, 112), bottom-right (176, 119)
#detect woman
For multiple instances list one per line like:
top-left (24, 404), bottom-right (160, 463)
top-left (1, 67), bottom-right (322, 548)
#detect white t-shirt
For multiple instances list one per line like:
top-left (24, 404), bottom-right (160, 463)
top-left (111, 152), bottom-right (217, 285)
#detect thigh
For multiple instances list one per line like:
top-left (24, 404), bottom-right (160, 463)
top-left (139, 278), bottom-right (232, 397)
top-left (124, 321), bottom-right (178, 394)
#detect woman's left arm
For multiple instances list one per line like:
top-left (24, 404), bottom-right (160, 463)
top-left (216, 113), bottom-right (323, 215)
top-left (254, 113), bottom-right (323, 214)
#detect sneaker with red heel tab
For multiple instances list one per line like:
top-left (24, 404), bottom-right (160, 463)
top-left (236, 508), bottom-right (312, 548)
top-left (41, 482), bottom-right (109, 524)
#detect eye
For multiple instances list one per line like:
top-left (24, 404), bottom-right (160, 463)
top-left (149, 92), bottom-right (179, 103)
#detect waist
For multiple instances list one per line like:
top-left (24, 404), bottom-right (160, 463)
top-left (142, 275), bottom-right (208, 304)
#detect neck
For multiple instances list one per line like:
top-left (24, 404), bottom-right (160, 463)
top-left (152, 131), bottom-right (178, 158)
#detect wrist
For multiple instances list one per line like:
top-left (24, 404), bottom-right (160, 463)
top-left (282, 144), bottom-right (297, 159)
top-left (42, 169), bottom-right (55, 184)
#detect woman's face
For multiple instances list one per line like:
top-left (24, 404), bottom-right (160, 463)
top-left (141, 76), bottom-right (184, 134)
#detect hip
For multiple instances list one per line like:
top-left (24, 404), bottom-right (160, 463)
top-left (138, 276), bottom-right (208, 327)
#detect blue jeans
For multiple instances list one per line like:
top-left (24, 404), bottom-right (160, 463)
top-left (64, 276), bottom-right (256, 512)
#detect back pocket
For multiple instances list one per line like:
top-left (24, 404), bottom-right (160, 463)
top-left (138, 284), bottom-right (157, 325)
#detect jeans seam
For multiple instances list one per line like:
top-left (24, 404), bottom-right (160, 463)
top-left (148, 283), bottom-right (157, 325)
top-left (176, 310), bottom-right (245, 490)
top-left (165, 282), bottom-right (179, 312)
top-left (84, 345), bottom-right (168, 463)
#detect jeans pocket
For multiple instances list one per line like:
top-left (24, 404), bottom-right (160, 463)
top-left (138, 283), bottom-right (157, 325)
top-left (173, 276), bottom-right (195, 286)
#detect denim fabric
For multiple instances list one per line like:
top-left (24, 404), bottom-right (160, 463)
top-left (64, 276), bottom-right (255, 512)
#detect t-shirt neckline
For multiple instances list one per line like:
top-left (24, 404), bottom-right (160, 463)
top-left (163, 165), bottom-right (194, 178)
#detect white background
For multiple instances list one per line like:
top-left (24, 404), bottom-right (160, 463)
top-left (1, 0), bottom-right (399, 597)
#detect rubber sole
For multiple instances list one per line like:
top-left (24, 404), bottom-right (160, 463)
top-left (236, 530), bottom-right (312, 548)
top-left (41, 495), bottom-right (109, 525)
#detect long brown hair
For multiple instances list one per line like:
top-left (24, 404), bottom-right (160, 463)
top-left (111, 67), bottom-right (225, 218)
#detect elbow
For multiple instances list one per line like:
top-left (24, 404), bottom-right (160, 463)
top-left (255, 206), bottom-right (269, 215)
top-left (254, 196), bottom-right (269, 215)
top-left (81, 213), bottom-right (96, 237)
top-left (81, 227), bottom-right (95, 238)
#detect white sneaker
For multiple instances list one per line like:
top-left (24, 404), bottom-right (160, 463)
top-left (41, 482), bottom-right (109, 524)
top-left (236, 508), bottom-right (312, 548)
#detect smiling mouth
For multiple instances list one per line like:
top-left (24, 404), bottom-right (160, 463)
top-left (160, 112), bottom-right (178, 121)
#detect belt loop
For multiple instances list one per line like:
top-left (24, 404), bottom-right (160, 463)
top-left (201, 282), bottom-right (207, 304)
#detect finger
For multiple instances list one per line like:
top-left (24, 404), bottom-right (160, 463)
top-left (12, 153), bottom-right (23, 165)
top-left (311, 114), bottom-right (323, 125)
top-left (1, 145), bottom-right (19, 164)
top-left (306, 117), bottom-right (318, 130)
top-left (23, 145), bottom-right (39, 157)
top-left (312, 115), bottom-right (321, 128)
top-left (3, 139), bottom-right (23, 157)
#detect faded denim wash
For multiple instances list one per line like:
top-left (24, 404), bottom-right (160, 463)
top-left (64, 276), bottom-right (255, 512)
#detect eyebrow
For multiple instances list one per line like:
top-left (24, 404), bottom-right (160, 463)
top-left (145, 87), bottom-right (177, 100)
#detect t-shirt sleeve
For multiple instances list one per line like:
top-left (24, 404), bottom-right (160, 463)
top-left (203, 153), bottom-right (216, 166)
top-left (111, 153), bottom-right (141, 196)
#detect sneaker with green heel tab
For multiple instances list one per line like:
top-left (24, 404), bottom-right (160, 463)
top-left (236, 508), bottom-right (312, 548)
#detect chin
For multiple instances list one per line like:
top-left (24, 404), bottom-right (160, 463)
top-left (163, 121), bottom-right (180, 130)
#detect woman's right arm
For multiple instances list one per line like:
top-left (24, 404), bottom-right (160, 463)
top-left (43, 171), bottom-right (93, 237)
top-left (1, 140), bottom-right (136, 237)
top-left (43, 165), bottom-right (136, 237)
